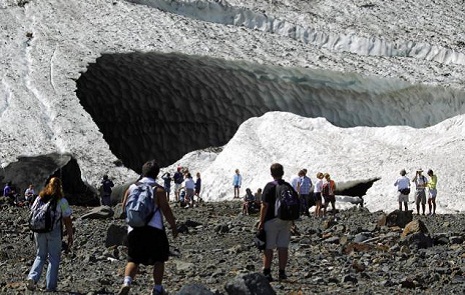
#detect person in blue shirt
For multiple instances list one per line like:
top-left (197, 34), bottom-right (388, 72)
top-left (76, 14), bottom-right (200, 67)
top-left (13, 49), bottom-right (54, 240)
top-left (233, 169), bottom-right (242, 199)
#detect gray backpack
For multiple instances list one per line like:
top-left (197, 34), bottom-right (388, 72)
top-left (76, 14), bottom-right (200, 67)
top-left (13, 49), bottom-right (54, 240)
top-left (28, 196), bottom-right (59, 233)
top-left (125, 183), bottom-right (160, 227)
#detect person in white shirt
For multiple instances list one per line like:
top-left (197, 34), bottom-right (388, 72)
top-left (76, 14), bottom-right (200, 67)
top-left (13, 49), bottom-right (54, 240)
top-left (182, 173), bottom-right (196, 208)
top-left (394, 169), bottom-right (411, 211)
top-left (313, 172), bottom-right (324, 217)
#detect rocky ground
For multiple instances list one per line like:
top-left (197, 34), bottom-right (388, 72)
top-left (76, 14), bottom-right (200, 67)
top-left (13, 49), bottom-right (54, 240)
top-left (1, 200), bottom-right (465, 295)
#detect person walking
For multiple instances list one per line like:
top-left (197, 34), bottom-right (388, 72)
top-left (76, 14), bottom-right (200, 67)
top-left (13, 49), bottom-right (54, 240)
top-left (26, 177), bottom-right (73, 292)
top-left (412, 168), bottom-right (428, 215)
top-left (427, 169), bottom-right (438, 215)
top-left (118, 160), bottom-right (178, 295)
top-left (394, 169), bottom-right (411, 211)
top-left (232, 169), bottom-right (242, 199)
top-left (257, 163), bottom-right (294, 282)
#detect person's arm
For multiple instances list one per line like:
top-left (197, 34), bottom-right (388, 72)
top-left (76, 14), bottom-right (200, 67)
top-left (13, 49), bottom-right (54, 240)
top-left (62, 216), bottom-right (73, 251)
top-left (121, 188), bottom-right (130, 211)
top-left (258, 201), bottom-right (268, 230)
top-left (156, 187), bottom-right (178, 238)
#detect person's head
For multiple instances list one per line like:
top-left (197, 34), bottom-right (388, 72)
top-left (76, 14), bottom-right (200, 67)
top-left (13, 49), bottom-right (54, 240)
top-left (235, 169), bottom-right (240, 174)
top-left (177, 166), bottom-right (182, 172)
top-left (186, 173), bottom-right (192, 179)
top-left (324, 173), bottom-right (331, 180)
top-left (316, 172), bottom-right (324, 179)
top-left (196, 172), bottom-right (201, 178)
top-left (103, 174), bottom-right (108, 180)
top-left (400, 169), bottom-right (407, 176)
top-left (41, 177), bottom-right (64, 199)
top-left (142, 160), bottom-right (160, 179)
top-left (427, 169), bottom-right (434, 176)
top-left (303, 169), bottom-right (307, 175)
top-left (298, 169), bottom-right (305, 177)
top-left (270, 163), bottom-right (284, 179)
top-left (245, 188), bottom-right (252, 194)
top-left (416, 168), bottom-right (423, 175)
top-left (257, 188), bottom-right (262, 193)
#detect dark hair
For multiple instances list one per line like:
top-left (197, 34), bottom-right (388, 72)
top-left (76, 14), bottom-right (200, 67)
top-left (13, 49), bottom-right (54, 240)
top-left (270, 163), bottom-right (284, 178)
top-left (427, 169), bottom-right (433, 175)
top-left (103, 174), bottom-right (108, 180)
top-left (142, 160), bottom-right (160, 178)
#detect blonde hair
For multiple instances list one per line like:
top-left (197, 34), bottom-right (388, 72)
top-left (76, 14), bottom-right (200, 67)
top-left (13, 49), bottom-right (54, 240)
top-left (39, 177), bottom-right (64, 199)
top-left (316, 172), bottom-right (324, 179)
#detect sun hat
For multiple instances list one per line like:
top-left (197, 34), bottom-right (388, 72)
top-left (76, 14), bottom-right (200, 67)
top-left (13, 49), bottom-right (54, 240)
top-left (416, 168), bottom-right (423, 172)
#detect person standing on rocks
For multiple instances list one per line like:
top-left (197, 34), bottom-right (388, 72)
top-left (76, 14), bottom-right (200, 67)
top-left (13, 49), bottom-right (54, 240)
top-left (412, 168), bottom-right (428, 215)
top-left (233, 169), bottom-right (242, 199)
top-left (296, 169), bottom-right (312, 217)
top-left (194, 172), bottom-right (202, 203)
top-left (26, 177), bottom-right (73, 292)
top-left (426, 169), bottom-right (438, 215)
top-left (173, 167), bottom-right (184, 202)
top-left (313, 172), bottom-right (324, 217)
top-left (322, 173), bottom-right (336, 216)
top-left (118, 160), bottom-right (178, 295)
top-left (161, 172), bottom-right (172, 202)
top-left (257, 163), bottom-right (293, 282)
top-left (394, 169), bottom-right (410, 211)
top-left (100, 174), bottom-right (114, 206)
top-left (182, 173), bottom-right (196, 208)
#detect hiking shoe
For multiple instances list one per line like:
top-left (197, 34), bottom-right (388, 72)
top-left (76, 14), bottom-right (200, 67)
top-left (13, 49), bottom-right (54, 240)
top-left (26, 278), bottom-right (36, 291)
top-left (151, 287), bottom-right (166, 295)
top-left (264, 273), bottom-right (274, 282)
top-left (117, 284), bottom-right (131, 295)
top-left (279, 272), bottom-right (288, 281)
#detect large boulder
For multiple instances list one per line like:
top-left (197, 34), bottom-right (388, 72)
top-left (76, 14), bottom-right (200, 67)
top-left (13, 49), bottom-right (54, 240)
top-left (224, 273), bottom-right (276, 295)
top-left (386, 210), bottom-right (413, 228)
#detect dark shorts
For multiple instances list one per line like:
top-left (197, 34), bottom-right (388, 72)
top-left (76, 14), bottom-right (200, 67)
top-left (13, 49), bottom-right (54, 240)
top-left (324, 195), bottom-right (336, 203)
top-left (314, 192), bottom-right (322, 202)
top-left (127, 226), bottom-right (169, 265)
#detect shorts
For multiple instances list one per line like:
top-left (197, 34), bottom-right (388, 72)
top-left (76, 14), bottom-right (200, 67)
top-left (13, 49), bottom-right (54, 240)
top-left (174, 183), bottom-right (182, 192)
top-left (398, 192), bottom-right (409, 203)
top-left (127, 226), bottom-right (169, 265)
top-left (415, 190), bottom-right (426, 205)
top-left (234, 185), bottom-right (241, 189)
top-left (428, 188), bottom-right (437, 199)
top-left (264, 218), bottom-right (292, 249)
top-left (324, 195), bottom-right (336, 203)
top-left (313, 192), bottom-right (322, 202)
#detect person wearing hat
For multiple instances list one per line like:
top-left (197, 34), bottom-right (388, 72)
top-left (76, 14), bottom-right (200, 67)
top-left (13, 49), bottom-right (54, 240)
top-left (426, 169), bottom-right (438, 215)
top-left (394, 169), bottom-right (410, 211)
top-left (412, 168), bottom-right (428, 215)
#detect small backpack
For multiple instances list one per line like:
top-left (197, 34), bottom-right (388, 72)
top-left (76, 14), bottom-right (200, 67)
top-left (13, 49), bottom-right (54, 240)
top-left (322, 181), bottom-right (333, 197)
top-left (125, 183), bottom-right (159, 228)
top-left (28, 196), bottom-right (59, 233)
top-left (274, 182), bottom-right (300, 221)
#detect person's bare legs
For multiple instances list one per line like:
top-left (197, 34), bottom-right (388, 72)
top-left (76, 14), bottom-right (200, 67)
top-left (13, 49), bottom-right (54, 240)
top-left (263, 249), bottom-right (273, 269)
top-left (124, 262), bottom-right (138, 279)
top-left (277, 247), bottom-right (288, 270)
top-left (432, 198), bottom-right (436, 214)
top-left (153, 262), bottom-right (164, 285)
top-left (404, 202), bottom-right (408, 211)
top-left (315, 201), bottom-right (321, 217)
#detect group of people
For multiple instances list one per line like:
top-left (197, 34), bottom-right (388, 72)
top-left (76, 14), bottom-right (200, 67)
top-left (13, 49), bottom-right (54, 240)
top-left (161, 166), bottom-right (201, 208)
top-left (395, 168), bottom-right (438, 215)
top-left (235, 168), bottom-right (337, 218)
top-left (2, 182), bottom-right (37, 207)
top-left (241, 187), bottom-right (262, 215)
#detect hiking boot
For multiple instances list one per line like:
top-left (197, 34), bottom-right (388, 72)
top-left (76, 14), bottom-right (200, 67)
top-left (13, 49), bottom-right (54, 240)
top-left (278, 272), bottom-right (288, 281)
top-left (26, 278), bottom-right (36, 291)
top-left (117, 284), bottom-right (131, 295)
top-left (264, 273), bottom-right (274, 282)
top-left (151, 287), bottom-right (166, 295)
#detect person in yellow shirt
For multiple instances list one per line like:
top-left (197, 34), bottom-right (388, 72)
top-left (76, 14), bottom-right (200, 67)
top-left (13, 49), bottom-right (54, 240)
top-left (427, 169), bottom-right (438, 215)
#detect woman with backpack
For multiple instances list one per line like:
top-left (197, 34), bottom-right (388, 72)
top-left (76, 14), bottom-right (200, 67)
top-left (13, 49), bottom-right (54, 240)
top-left (26, 177), bottom-right (73, 292)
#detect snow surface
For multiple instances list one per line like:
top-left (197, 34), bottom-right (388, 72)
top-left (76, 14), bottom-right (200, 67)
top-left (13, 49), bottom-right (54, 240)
top-left (1, 0), bottom-right (465, 212)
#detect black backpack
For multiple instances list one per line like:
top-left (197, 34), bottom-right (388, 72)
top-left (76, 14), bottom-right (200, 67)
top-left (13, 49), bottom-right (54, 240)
top-left (274, 182), bottom-right (300, 220)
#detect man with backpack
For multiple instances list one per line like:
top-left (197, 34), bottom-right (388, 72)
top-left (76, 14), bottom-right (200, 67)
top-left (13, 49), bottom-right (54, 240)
top-left (257, 163), bottom-right (299, 282)
top-left (100, 175), bottom-right (114, 206)
top-left (118, 160), bottom-right (178, 295)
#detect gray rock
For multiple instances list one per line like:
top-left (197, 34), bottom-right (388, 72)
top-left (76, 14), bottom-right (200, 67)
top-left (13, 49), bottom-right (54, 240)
top-left (224, 273), bottom-right (276, 295)
top-left (177, 283), bottom-right (215, 295)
